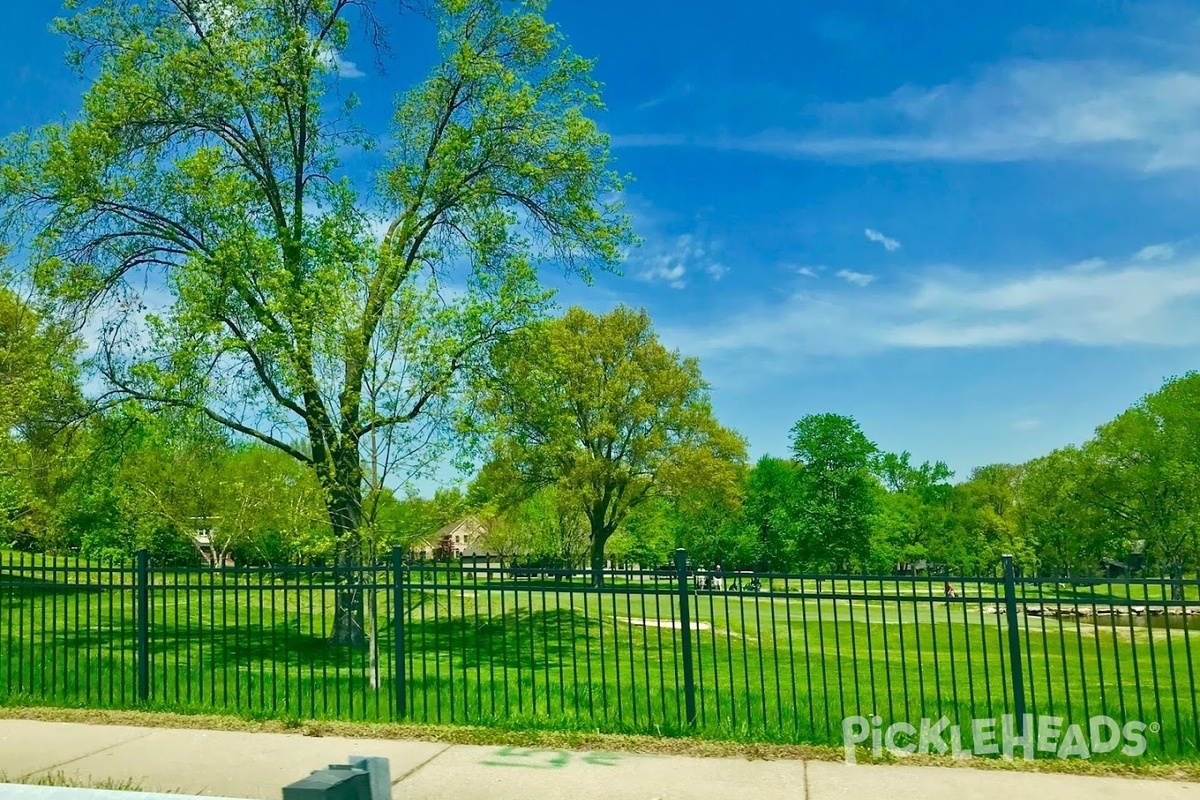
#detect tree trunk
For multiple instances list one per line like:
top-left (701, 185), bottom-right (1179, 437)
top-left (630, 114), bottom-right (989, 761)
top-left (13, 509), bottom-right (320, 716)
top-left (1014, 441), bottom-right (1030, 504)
top-left (589, 522), bottom-right (611, 588)
top-left (329, 537), bottom-right (367, 648)
top-left (1170, 563), bottom-right (1185, 602)
top-left (328, 485), bottom-right (368, 649)
top-left (590, 539), bottom-right (605, 587)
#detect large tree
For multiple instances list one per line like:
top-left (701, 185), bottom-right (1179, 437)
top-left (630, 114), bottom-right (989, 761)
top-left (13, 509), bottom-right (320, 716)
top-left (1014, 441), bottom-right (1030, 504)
top-left (870, 450), bottom-right (956, 572)
top-left (741, 455), bottom-right (803, 571)
top-left (1014, 447), bottom-right (1112, 576)
top-left (1, 0), bottom-right (629, 643)
top-left (948, 463), bottom-right (1032, 572)
top-left (788, 413), bottom-right (878, 571)
top-left (0, 282), bottom-right (85, 548)
top-left (478, 305), bottom-right (746, 585)
top-left (1083, 373), bottom-right (1200, 593)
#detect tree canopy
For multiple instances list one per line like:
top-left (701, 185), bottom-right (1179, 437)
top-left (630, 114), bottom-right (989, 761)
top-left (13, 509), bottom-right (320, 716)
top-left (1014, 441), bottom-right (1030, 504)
top-left (0, 0), bottom-right (631, 569)
top-left (788, 413), bottom-right (878, 571)
top-left (476, 305), bottom-right (747, 583)
top-left (0, 283), bottom-right (86, 545)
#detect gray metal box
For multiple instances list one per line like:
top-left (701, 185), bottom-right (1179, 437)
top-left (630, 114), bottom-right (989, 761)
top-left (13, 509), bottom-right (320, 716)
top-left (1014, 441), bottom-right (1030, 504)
top-left (281, 764), bottom-right (372, 800)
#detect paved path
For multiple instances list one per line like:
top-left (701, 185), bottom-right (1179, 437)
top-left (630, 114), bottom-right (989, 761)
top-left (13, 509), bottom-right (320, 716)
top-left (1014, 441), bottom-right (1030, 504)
top-left (1, 720), bottom-right (1197, 799)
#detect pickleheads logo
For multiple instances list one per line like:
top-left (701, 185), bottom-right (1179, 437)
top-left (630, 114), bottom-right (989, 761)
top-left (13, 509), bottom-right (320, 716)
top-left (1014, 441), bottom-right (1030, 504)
top-left (842, 714), bottom-right (1152, 763)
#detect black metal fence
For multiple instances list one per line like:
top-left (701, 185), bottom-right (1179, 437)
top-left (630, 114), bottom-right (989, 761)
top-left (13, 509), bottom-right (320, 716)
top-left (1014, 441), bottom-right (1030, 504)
top-left (2, 548), bottom-right (1198, 760)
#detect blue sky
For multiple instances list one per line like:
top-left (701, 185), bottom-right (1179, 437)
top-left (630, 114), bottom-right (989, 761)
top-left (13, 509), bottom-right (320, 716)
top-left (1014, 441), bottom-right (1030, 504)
top-left (6, 2), bottom-right (1200, 483)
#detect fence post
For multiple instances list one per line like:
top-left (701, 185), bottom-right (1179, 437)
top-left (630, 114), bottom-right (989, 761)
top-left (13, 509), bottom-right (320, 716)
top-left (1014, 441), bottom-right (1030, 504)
top-left (1001, 554), bottom-right (1026, 734)
top-left (674, 548), bottom-right (697, 727)
top-left (392, 547), bottom-right (407, 718)
top-left (135, 548), bottom-right (150, 703)
top-left (398, 546), bottom-right (412, 714)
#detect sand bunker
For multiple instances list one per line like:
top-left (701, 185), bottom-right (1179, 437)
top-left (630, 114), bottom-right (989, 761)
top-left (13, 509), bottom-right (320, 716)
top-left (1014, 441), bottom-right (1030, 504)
top-left (613, 616), bottom-right (759, 642)
top-left (615, 616), bottom-right (711, 631)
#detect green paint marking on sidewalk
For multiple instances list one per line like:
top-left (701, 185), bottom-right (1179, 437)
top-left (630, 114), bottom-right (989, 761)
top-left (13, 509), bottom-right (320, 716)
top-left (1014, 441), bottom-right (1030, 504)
top-left (480, 746), bottom-right (624, 769)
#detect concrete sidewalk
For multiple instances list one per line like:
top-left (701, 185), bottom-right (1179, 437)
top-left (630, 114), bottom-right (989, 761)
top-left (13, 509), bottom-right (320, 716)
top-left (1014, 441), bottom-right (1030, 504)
top-left (0, 720), bottom-right (1197, 800)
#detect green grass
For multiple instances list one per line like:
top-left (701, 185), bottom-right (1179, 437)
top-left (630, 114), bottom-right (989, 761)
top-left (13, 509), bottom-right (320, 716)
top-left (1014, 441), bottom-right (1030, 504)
top-left (0, 769), bottom-right (147, 791)
top-left (2, 549), bottom-right (1198, 767)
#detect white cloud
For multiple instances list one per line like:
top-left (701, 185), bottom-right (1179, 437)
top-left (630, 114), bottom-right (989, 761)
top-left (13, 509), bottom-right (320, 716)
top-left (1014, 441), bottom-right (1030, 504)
top-left (615, 60), bottom-right (1200, 171)
top-left (864, 228), bottom-right (901, 252)
top-left (835, 269), bottom-right (876, 287)
top-left (1065, 257), bottom-right (1107, 273)
top-left (1013, 419), bottom-right (1042, 431)
top-left (611, 133), bottom-right (692, 149)
top-left (627, 226), bottom-right (727, 289)
top-left (335, 55), bottom-right (365, 79)
top-left (661, 246), bottom-right (1200, 367)
top-left (318, 46), bottom-right (365, 79)
top-left (368, 214), bottom-right (393, 243)
top-left (1135, 243), bottom-right (1176, 261)
top-left (795, 266), bottom-right (821, 278)
top-left (637, 79), bottom-right (698, 111)
top-left (640, 258), bottom-right (688, 289)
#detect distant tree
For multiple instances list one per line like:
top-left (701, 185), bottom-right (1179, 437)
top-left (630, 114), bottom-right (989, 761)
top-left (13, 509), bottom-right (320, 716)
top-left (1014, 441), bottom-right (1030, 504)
top-left (870, 485), bottom-right (917, 572)
top-left (788, 413), bottom-right (878, 571)
top-left (610, 497), bottom-right (677, 568)
top-left (479, 486), bottom-right (590, 567)
top-left (870, 451), bottom-right (956, 572)
top-left (44, 408), bottom-right (333, 566)
top-left (742, 456), bottom-right (803, 571)
top-left (55, 409), bottom-right (212, 564)
top-left (951, 463), bottom-right (1032, 571)
top-left (1083, 373), bottom-right (1200, 594)
top-left (678, 508), bottom-right (758, 571)
top-left (220, 446), bottom-right (332, 566)
top-left (873, 451), bottom-right (951, 494)
top-left (613, 491), bottom-right (756, 571)
top-left (371, 488), bottom-right (466, 556)
top-left (1018, 446), bottom-right (1114, 577)
top-left (478, 306), bottom-right (747, 585)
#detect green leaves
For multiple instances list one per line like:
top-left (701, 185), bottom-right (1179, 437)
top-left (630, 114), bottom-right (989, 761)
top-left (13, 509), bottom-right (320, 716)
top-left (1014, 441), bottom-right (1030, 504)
top-left (946, 373), bottom-right (1200, 579)
top-left (477, 305), bottom-right (747, 578)
top-left (787, 413), bottom-right (879, 571)
top-left (1081, 373), bottom-right (1200, 575)
top-left (3, 0), bottom-right (631, 543)
top-left (0, 283), bottom-right (87, 549)
top-left (0, 286), bottom-right (84, 437)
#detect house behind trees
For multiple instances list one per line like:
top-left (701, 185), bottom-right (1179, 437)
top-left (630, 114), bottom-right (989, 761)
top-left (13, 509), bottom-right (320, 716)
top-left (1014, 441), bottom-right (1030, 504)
top-left (413, 517), bottom-right (488, 560)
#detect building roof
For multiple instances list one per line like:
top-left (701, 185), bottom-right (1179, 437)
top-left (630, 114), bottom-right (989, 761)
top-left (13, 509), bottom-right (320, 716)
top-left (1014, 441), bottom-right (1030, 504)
top-left (430, 516), bottom-right (485, 541)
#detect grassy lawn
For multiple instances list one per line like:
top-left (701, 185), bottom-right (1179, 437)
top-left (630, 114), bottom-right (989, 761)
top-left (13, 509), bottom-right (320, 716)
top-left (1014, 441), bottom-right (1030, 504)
top-left (2, 549), bottom-right (1198, 765)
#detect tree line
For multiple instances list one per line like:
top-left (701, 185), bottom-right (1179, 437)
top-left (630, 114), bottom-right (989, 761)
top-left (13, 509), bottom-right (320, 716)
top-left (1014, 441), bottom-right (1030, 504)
top-left (5, 282), bottom-right (1199, 586)
top-left (465, 309), bottom-right (1200, 587)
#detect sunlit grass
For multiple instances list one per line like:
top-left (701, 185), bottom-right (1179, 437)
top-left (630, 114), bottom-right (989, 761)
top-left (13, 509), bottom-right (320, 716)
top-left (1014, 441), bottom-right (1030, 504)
top-left (2, 550), bottom-right (1198, 765)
